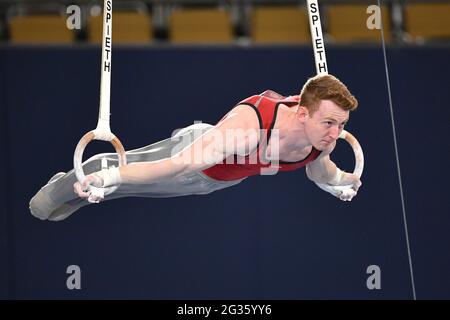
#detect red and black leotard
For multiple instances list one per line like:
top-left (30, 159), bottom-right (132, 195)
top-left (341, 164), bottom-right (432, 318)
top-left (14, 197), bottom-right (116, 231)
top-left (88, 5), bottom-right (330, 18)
top-left (202, 90), bottom-right (322, 181)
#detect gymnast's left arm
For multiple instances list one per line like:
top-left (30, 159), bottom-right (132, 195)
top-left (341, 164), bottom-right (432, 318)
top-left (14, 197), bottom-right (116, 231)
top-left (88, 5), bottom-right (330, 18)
top-left (306, 153), bottom-right (362, 193)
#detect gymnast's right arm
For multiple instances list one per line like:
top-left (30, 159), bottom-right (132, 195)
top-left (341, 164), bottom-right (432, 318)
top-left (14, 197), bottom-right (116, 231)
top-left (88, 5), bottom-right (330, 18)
top-left (73, 105), bottom-right (260, 200)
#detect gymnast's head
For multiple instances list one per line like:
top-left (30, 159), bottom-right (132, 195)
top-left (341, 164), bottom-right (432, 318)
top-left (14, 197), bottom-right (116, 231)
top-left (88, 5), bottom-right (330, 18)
top-left (298, 74), bottom-right (358, 150)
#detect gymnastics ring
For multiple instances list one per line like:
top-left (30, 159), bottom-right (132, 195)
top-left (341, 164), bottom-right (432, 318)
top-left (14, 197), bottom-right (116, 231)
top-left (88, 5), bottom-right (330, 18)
top-left (315, 129), bottom-right (364, 201)
top-left (74, 130), bottom-right (127, 200)
top-left (73, 0), bottom-right (127, 202)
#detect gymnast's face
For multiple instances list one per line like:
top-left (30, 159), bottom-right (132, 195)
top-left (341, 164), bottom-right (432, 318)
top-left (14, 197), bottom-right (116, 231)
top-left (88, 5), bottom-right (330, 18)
top-left (301, 100), bottom-right (349, 151)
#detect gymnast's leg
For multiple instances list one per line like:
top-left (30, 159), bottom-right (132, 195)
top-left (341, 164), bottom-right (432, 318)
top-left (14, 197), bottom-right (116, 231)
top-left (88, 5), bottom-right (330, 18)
top-left (29, 124), bottom-right (216, 221)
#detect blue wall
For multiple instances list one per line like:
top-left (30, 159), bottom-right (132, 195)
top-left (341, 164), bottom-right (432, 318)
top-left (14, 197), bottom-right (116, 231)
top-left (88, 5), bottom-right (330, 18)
top-left (0, 45), bottom-right (449, 299)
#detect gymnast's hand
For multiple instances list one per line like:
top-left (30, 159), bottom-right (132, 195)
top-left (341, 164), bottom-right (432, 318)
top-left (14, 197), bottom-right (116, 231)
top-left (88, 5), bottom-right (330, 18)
top-left (328, 170), bottom-right (362, 201)
top-left (333, 171), bottom-right (362, 190)
top-left (73, 172), bottom-right (105, 202)
top-left (73, 167), bottom-right (121, 203)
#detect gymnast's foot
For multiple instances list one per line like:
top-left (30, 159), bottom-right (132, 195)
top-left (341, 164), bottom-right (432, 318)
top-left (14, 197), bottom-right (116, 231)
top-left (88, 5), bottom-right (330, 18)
top-left (29, 172), bottom-right (88, 221)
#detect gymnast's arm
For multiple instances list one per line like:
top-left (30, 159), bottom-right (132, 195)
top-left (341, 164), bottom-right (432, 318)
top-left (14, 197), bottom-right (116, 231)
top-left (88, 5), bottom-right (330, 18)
top-left (118, 105), bottom-right (259, 185)
top-left (74, 104), bottom-right (260, 199)
top-left (305, 143), bottom-right (361, 191)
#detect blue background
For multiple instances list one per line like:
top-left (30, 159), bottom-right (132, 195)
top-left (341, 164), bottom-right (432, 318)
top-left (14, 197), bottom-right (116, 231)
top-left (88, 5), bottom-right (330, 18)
top-left (0, 44), bottom-right (449, 299)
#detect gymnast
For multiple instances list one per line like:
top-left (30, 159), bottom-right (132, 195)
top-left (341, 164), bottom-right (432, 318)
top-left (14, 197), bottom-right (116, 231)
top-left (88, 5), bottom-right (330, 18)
top-left (29, 74), bottom-right (362, 221)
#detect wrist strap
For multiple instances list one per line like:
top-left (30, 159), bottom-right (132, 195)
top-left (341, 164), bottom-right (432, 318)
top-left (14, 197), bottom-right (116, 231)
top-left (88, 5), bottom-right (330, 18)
top-left (100, 167), bottom-right (122, 187)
